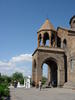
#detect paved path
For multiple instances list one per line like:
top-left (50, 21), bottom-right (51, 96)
top-left (10, 88), bottom-right (75, 100)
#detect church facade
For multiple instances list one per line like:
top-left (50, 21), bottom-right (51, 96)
top-left (32, 15), bottom-right (75, 87)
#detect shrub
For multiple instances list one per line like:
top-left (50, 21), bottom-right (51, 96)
top-left (0, 83), bottom-right (9, 99)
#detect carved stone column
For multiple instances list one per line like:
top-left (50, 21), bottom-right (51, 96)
top-left (49, 31), bottom-right (51, 47)
top-left (55, 34), bottom-right (57, 47)
top-left (42, 34), bottom-right (44, 46)
top-left (53, 39), bottom-right (55, 47)
top-left (61, 39), bottom-right (63, 48)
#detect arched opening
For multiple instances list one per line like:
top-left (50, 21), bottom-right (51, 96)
top-left (57, 36), bottom-right (61, 48)
top-left (51, 33), bottom-right (55, 47)
top-left (42, 64), bottom-right (48, 85)
top-left (42, 58), bottom-right (58, 87)
top-left (63, 39), bottom-right (67, 48)
top-left (38, 34), bottom-right (42, 46)
top-left (43, 32), bottom-right (49, 46)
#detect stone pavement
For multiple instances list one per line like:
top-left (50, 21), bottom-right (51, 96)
top-left (10, 88), bottom-right (75, 100)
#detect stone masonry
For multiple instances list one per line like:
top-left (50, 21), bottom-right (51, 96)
top-left (32, 15), bottom-right (75, 87)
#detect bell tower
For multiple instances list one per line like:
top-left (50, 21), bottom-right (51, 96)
top-left (32, 19), bottom-right (65, 87)
top-left (37, 19), bottom-right (57, 48)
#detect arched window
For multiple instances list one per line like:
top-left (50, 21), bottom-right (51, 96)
top-left (63, 39), bottom-right (67, 48)
top-left (43, 32), bottom-right (49, 46)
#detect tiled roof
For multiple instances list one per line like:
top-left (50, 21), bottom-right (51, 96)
top-left (38, 19), bottom-right (55, 32)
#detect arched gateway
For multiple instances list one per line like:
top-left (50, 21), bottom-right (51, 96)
top-left (32, 19), bottom-right (66, 87)
top-left (42, 58), bottom-right (58, 86)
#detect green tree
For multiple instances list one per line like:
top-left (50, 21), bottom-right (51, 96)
top-left (0, 75), bottom-right (10, 99)
top-left (42, 76), bottom-right (47, 85)
top-left (12, 72), bottom-right (24, 84)
top-left (0, 75), bottom-right (11, 86)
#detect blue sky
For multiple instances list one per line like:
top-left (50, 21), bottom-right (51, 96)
top-left (0, 0), bottom-right (75, 76)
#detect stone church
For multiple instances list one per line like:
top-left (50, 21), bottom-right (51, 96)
top-left (32, 15), bottom-right (75, 87)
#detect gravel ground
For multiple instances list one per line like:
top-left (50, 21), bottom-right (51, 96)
top-left (10, 87), bottom-right (75, 100)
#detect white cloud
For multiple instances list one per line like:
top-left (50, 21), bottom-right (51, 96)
top-left (10, 54), bottom-right (32, 63)
top-left (0, 61), bottom-right (12, 67)
top-left (0, 53), bottom-right (32, 76)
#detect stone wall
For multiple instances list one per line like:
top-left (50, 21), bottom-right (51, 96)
top-left (32, 47), bottom-right (65, 87)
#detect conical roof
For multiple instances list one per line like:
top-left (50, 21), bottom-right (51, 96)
top-left (38, 19), bottom-right (55, 32)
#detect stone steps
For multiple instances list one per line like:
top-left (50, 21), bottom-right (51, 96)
top-left (63, 81), bottom-right (75, 89)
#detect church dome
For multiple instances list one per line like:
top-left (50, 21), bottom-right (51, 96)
top-left (38, 19), bottom-right (55, 32)
top-left (69, 15), bottom-right (75, 29)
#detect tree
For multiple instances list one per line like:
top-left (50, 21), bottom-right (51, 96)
top-left (0, 75), bottom-right (11, 86)
top-left (0, 75), bottom-right (10, 99)
top-left (12, 72), bottom-right (24, 84)
top-left (42, 76), bottom-right (47, 85)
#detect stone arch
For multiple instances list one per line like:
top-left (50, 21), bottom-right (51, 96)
top-left (38, 55), bottom-right (65, 87)
top-left (38, 33), bottom-right (42, 46)
top-left (41, 57), bottom-right (58, 87)
top-left (32, 52), bottom-right (65, 87)
top-left (63, 39), bottom-right (67, 48)
top-left (41, 56), bottom-right (62, 69)
top-left (57, 36), bottom-right (61, 48)
top-left (43, 32), bottom-right (49, 46)
top-left (51, 32), bottom-right (56, 47)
